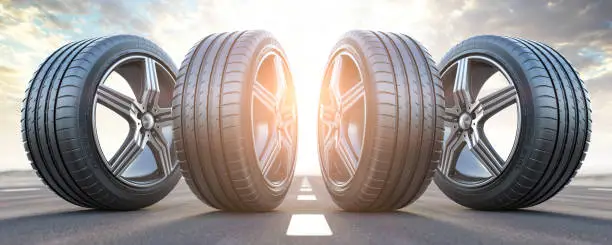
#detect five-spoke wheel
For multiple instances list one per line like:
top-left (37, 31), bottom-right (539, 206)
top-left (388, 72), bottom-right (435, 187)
top-left (437, 55), bottom-right (520, 187)
top-left (251, 52), bottom-right (298, 186)
top-left (319, 52), bottom-right (366, 185)
top-left (94, 55), bottom-right (177, 187)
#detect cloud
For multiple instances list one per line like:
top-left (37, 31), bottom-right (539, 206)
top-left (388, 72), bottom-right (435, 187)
top-left (0, 65), bottom-right (17, 74)
top-left (0, 64), bottom-right (23, 100)
top-left (421, 0), bottom-right (612, 89)
top-left (0, 64), bottom-right (23, 113)
top-left (0, 0), bottom-right (610, 174)
top-left (416, 0), bottom-right (612, 174)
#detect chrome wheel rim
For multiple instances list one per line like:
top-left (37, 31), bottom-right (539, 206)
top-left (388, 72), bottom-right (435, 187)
top-left (251, 51), bottom-right (297, 187)
top-left (93, 55), bottom-right (176, 188)
top-left (439, 55), bottom-right (521, 187)
top-left (318, 52), bottom-right (366, 187)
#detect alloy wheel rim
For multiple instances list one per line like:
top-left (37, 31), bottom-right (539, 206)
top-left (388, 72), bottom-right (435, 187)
top-left (93, 55), bottom-right (176, 188)
top-left (318, 52), bottom-right (366, 187)
top-left (439, 55), bottom-right (521, 187)
top-left (251, 51), bottom-right (297, 187)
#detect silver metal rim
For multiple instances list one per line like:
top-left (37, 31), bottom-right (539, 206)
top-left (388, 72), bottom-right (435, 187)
top-left (250, 50), bottom-right (297, 187)
top-left (318, 51), bottom-right (366, 187)
top-left (92, 55), bottom-right (176, 188)
top-left (438, 55), bottom-right (521, 187)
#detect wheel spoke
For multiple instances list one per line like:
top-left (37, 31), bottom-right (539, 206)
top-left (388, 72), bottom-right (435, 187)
top-left (279, 112), bottom-right (296, 146)
top-left (340, 80), bottom-right (364, 113)
top-left (439, 126), bottom-right (465, 176)
top-left (319, 103), bottom-right (336, 127)
top-left (274, 55), bottom-right (287, 102)
top-left (142, 57), bottom-right (160, 110)
top-left (444, 106), bottom-right (461, 122)
top-left (96, 84), bottom-right (142, 121)
top-left (155, 107), bottom-right (173, 128)
top-left (279, 102), bottom-right (295, 148)
top-left (149, 126), bottom-right (174, 176)
top-left (321, 128), bottom-right (337, 171)
top-left (329, 56), bottom-right (343, 106)
top-left (279, 127), bottom-right (294, 168)
top-left (278, 85), bottom-right (296, 128)
top-left (466, 129), bottom-right (504, 176)
top-left (335, 136), bottom-right (357, 176)
top-left (280, 126), bottom-right (294, 149)
top-left (109, 130), bottom-right (148, 176)
top-left (280, 105), bottom-right (295, 126)
top-left (253, 80), bottom-right (277, 112)
top-left (260, 132), bottom-right (282, 176)
top-left (453, 58), bottom-right (472, 107)
top-left (472, 85), bottom-right (517, 122)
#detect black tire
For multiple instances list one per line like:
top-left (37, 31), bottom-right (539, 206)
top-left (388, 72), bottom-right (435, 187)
top-left (21, 35), bottom-right (180, 210)
top-left (434, 35), bottom-right (591, 210)
top-left (317, 30), bottom-right (444, 211)
top-left (173, 30), bottom-right (298, 211)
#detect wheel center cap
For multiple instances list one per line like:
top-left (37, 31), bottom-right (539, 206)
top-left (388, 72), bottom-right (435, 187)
top-left (275, 109), bottom-right (283, 129)
top-left (141, 112), bottom-right (155, 130)
top-left (458, 113), bottom-right (472, 130)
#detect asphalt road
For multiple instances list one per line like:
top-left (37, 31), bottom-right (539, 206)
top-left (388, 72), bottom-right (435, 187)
top-left (1, 174), bottom-right (612, 245)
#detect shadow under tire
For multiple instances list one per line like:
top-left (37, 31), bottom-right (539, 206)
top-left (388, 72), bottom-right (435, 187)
top-left (173, 30), bottom-right (298, 212)
top-left (21, 35), bottom-right (180, 210)
top-left (317, 30), bottom-right (445, 212)
top-left (433, 35), bottom-right (591, 210)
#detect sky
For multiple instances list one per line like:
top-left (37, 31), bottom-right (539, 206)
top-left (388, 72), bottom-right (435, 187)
top-left (0, 0), bottom-right (610, 175)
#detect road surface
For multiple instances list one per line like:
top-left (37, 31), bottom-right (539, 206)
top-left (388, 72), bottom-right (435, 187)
top-left (1, 174), bottom-right (611, 245)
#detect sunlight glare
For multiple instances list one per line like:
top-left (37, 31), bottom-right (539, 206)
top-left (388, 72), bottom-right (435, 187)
top-left (150, 0), bottom-right (437, 176)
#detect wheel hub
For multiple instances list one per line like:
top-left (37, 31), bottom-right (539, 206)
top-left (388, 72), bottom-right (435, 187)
top-left (141, 112), bottom-right (155, 130)
top-left (458, 113), bottom-right (472, 130)
top-left (275, 106), bottom-right (285, 130)
top-left (335, 111), bottom-right (342, 126)
top-left (276, 116), bottom-right (282, 130)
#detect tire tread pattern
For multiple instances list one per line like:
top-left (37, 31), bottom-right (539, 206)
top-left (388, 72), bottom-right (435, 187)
top-left (22, 35), bottom-right (177, 210)
top-left (435, 35), bottom-right (590, 210)
top-left (324, 30), bottom-right (444, 211)
top-left (173, 30), bottom-right (294, 211)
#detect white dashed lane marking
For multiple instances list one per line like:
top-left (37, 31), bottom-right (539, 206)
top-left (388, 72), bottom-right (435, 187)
top-left (301, 177), bottom-right (311, 188)
top-left (297, 195), bottom-right (317, 201)
top-left (588, 187), bottom-right (612, 192)
top-left (0, 187), bottom-right (41, 193)
top-left (286, 177), bottom-right (333, 236)
top-left (286, 214), bottom-right (333, 236)
top-left (297, 177), bottom-right (316, 201)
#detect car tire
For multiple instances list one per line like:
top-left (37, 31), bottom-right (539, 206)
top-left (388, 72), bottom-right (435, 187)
top-left (21, 35), bottom-right (181, 210)
top-left (173, 30), bottom-right (298, 211)
top-left (434, 35), bottom-right (591, 210)
top-left (317, 30), bottom-right (445, 211)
